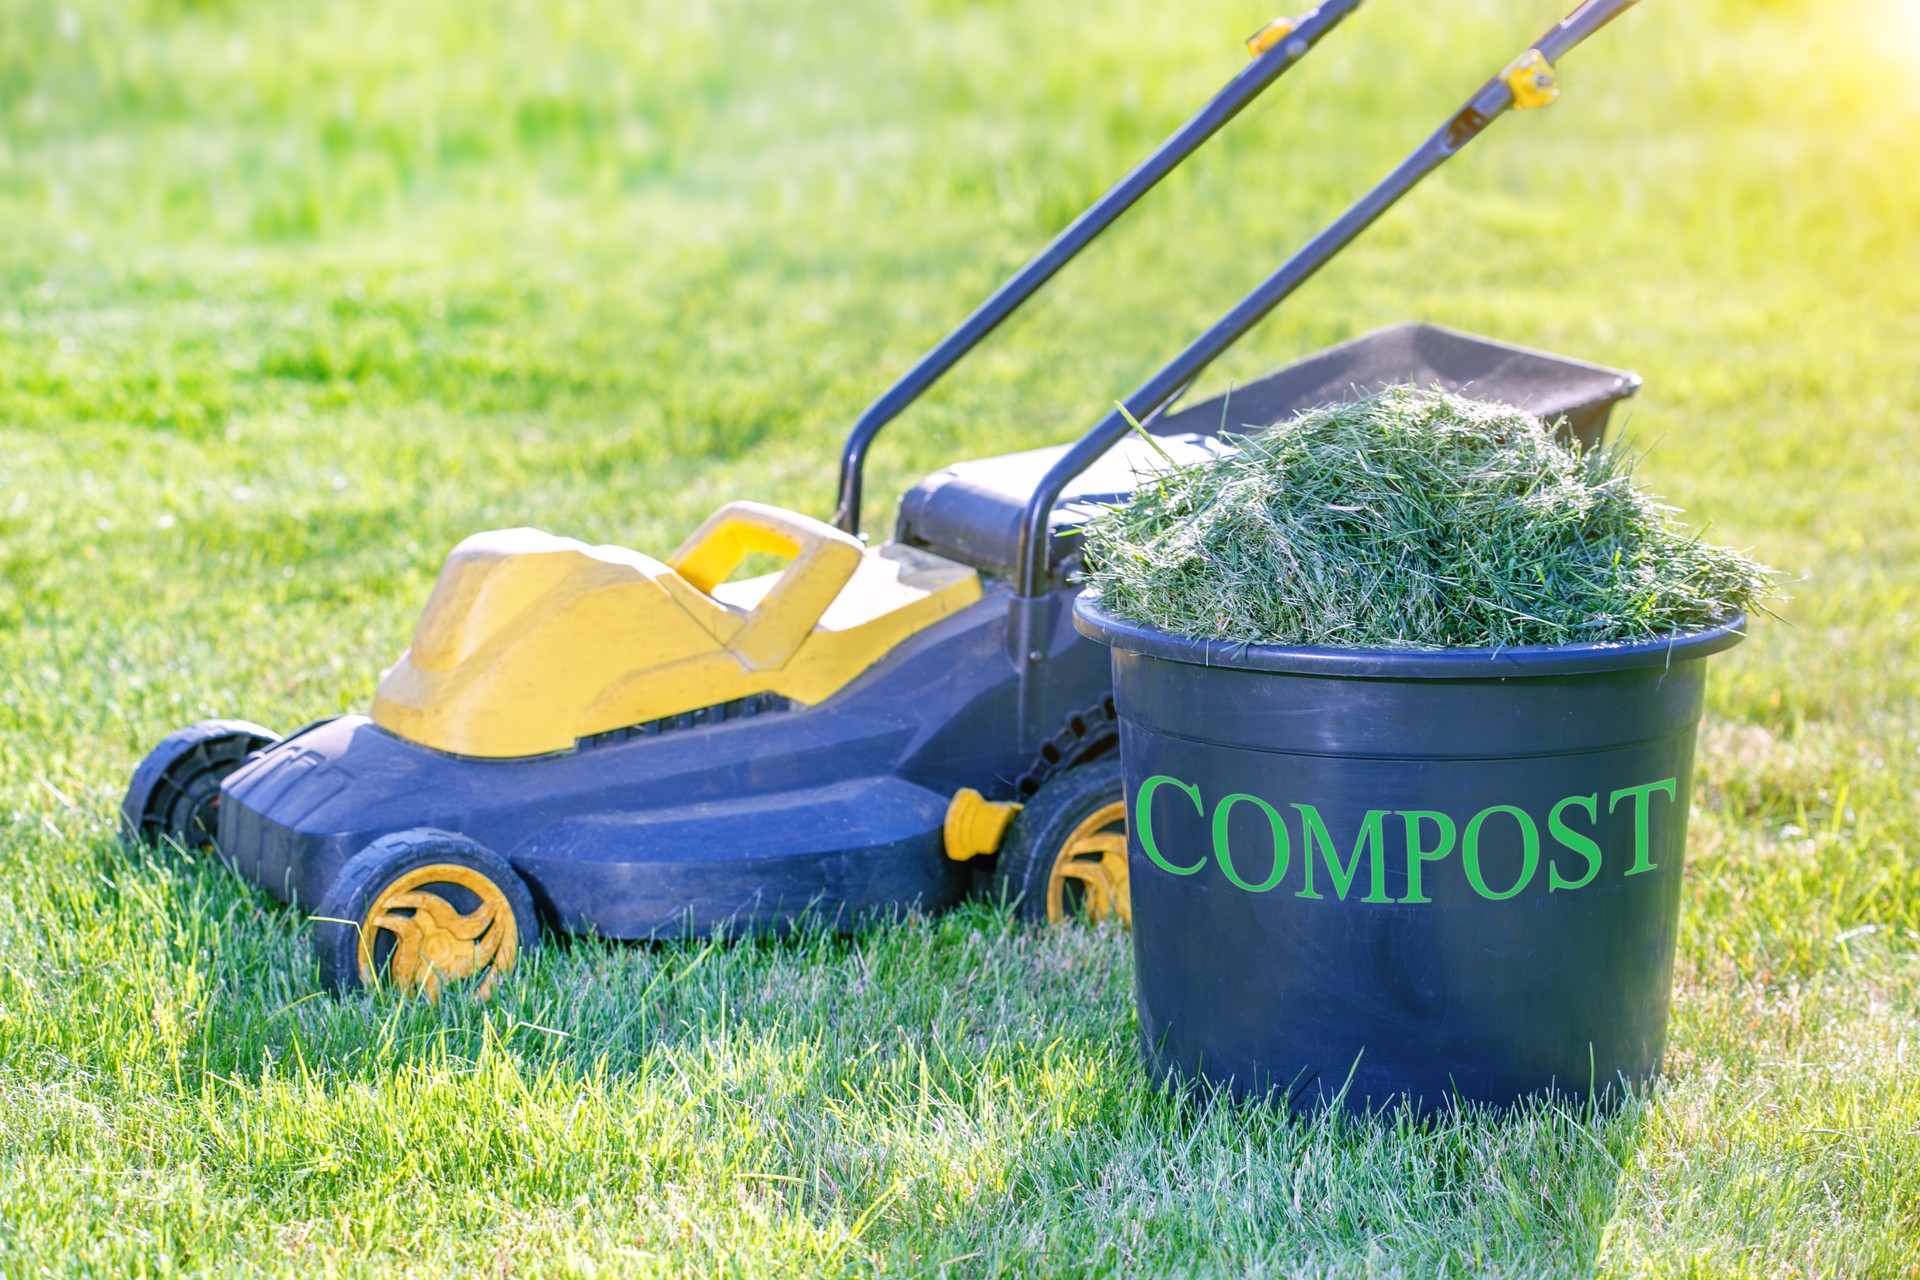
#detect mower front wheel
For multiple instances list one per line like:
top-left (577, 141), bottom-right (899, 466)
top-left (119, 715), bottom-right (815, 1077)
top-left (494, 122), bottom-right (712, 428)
top-left (122, 719), bottom-right (279, 851)
top-left (994, 759), bottom-right (1129, 926)
top-left (314, 829), bottom-right (539, 1001)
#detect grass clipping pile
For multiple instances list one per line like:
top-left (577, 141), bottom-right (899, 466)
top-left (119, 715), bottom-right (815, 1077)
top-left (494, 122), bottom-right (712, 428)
top-left (1081, 387), bottom-right (1774, 650)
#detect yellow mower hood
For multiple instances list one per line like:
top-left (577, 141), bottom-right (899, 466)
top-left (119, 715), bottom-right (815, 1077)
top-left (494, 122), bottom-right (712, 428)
top-left (371, 503), bottom-right (981, 758)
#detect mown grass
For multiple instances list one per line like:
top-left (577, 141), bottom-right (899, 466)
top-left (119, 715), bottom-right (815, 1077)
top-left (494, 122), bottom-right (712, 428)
top-left (1082, 388), bottom-right (1777, 648)
top-left (2, 0), bottom-right (1917, 1274)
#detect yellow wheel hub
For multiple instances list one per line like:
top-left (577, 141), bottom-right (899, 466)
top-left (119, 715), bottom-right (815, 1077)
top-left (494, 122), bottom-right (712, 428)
top-left (1046, 801), bottom-right (1130, 926)
top-left (358, 863), bottom-right (519, 1000)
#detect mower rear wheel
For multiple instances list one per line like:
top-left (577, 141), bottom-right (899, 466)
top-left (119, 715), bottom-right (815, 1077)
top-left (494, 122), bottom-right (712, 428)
top-left (122, 719), bottom-right (279, 851)
top-left (314, 829), bottom-right (538, 1001)
top-left (995, 759), bottom-right (1129, 926)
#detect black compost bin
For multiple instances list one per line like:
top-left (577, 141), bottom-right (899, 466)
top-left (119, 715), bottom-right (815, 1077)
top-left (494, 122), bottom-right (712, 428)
top-left (1074, 597), bottom-right (1745, 1115)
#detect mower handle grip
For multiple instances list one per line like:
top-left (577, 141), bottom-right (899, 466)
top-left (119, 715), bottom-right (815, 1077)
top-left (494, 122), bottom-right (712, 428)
top-left (669, 501), bottom-right (864, 671)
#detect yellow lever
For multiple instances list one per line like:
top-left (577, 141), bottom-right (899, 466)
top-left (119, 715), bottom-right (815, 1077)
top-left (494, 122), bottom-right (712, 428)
top-left (1244, 14), bottom-right (1297, 58)
top-left (1502, 49), bottom-right (1560, 109)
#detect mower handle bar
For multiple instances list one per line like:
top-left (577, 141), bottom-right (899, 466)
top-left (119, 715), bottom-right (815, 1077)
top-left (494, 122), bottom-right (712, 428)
top-left (1011, 0), bottom-right (1642, 599)
top-left (830, 0), bottom-right (1368, 538)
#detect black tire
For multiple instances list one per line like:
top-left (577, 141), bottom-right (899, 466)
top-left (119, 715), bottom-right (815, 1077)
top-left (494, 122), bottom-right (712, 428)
top-left (994, 759), bottom-right (1129, 925)
top-left (313, 829), bottom-right (539, 999)
top-left (121, 719), bottom-right (279, 850)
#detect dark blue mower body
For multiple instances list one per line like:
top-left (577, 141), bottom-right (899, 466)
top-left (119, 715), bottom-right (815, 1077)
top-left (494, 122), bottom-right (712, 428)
top-left (216, 581), bottom-right (1107, 937)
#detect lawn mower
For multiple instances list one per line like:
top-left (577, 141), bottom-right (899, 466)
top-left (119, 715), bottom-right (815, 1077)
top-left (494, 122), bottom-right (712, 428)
top-left (124, 0), bottom-right (1645, 999)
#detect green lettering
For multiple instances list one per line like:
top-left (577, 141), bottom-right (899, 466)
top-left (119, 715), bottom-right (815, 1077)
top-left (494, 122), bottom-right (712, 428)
top-left (1463, 805), bottom-right (1541, 901)
top-left (1211, 794), bottom-right (1291, 893)
top-left (1136, 775), bottom-right (1206, 875)
top-left (1397, 810), bottom-right (1456, 904)
top-left (1293, 805), bottom-right (1393, 903)
top-left (1547, 793), bottom-right (1602, 892)
top-left (1609, 777), bottom-right (1678, 876)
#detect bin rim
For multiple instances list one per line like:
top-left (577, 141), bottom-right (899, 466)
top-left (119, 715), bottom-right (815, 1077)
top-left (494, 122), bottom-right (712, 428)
top-left (1073, 596), bottom-right (1747, 678)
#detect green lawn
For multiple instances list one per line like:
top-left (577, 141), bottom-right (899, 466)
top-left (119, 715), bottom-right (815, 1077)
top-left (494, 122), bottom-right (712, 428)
top-left (3, 0), bottom-right (1918, 1273)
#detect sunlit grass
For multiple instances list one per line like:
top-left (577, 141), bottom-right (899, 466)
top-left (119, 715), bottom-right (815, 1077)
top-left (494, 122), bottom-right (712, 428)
top-left (1, 0), bottom-right (1917, 1273)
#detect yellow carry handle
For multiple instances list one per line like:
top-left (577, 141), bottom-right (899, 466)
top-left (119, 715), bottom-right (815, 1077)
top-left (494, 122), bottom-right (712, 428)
top-left (668, 502), bottom-right (864, 671)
